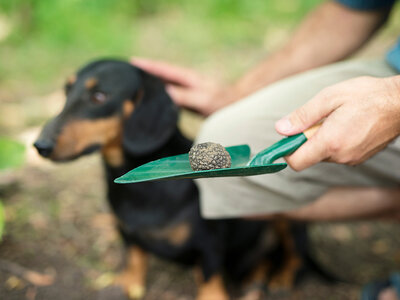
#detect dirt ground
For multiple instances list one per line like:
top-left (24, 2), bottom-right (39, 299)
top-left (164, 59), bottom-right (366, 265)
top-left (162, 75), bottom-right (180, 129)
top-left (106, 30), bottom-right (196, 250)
top-left (0, 155), bottom-right (350, 300)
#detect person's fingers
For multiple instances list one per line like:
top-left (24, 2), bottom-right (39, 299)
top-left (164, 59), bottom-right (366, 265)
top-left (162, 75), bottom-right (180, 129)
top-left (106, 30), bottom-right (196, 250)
top-left (275, 88), bottom-right (341, 136)
top-left (166, 85), bottom-right (201, 109)
top-left (131, 57), bottom-right (201, 87)
top-left (166, 85), bottom-right (190, 105)
top-left (166, 85), bottom-right (212, 115)
top-left (284, 129), bottom-right (329, 171)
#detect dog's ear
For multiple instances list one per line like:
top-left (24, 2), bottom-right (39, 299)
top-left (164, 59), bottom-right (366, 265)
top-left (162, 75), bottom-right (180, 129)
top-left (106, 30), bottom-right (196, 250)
top-left (122, 70), bottom-right (179, 156)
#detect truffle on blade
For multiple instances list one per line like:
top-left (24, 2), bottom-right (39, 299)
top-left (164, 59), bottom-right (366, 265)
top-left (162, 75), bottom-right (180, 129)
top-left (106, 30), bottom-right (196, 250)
top-left (189, 142), bottom-right (231, 171)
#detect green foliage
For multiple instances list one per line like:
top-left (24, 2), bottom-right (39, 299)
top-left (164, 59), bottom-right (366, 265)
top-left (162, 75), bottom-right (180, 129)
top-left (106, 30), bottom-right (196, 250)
top-left (0, 137), bottom-right (25, 240)
top-left (0, 138), bottom-right (25, 170)
top-left (0, 0), bottom-right (323, 94)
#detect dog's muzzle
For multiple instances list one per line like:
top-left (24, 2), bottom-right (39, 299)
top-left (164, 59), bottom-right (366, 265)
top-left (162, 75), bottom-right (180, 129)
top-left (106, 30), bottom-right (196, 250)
top-left (34, 139), bottom-right (54, 158)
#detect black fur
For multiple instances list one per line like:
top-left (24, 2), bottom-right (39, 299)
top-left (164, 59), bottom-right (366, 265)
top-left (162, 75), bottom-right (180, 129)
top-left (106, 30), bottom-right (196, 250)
top-left (122, 69), bottom-right (179, 156)
top-left (35, 59), bottom-right (283, 284)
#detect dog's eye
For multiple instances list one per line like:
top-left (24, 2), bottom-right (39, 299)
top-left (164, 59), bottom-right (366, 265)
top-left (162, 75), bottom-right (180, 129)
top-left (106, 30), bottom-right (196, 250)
top-left (91, 92), bottom-right (107, 104)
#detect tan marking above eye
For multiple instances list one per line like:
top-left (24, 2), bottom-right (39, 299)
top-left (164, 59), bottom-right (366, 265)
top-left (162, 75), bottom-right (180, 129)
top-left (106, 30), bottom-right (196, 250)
top-left (123, 100), bottom-right (135, 119)
top-left (85, 77), bottom-right (98, 89)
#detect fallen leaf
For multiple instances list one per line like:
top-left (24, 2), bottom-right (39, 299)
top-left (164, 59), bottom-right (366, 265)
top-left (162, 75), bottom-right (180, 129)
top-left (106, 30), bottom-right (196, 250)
top-left (5, 275), bottom-right (25, 290)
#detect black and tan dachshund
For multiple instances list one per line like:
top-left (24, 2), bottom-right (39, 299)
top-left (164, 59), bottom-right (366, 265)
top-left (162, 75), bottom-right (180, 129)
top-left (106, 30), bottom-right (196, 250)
top-left (34, 59), bottom-right (304, 300)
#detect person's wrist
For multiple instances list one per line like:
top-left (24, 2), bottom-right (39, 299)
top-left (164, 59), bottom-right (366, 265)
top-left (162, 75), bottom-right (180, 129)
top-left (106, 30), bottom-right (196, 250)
top-left (227, 82), bottom-right (251, 102)
top-left (215, 84), bottom-right (241, 105)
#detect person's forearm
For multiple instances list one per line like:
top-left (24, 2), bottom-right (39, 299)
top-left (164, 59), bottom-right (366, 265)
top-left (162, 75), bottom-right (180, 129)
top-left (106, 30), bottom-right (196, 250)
top-left (232, 1), bottom-right (390, 100)
top-left (249, 187), bottom-right (400, 221)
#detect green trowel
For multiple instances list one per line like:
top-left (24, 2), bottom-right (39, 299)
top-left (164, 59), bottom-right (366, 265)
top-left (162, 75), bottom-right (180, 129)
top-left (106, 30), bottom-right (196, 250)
top-left (115, 125), bottom-right (320, 184)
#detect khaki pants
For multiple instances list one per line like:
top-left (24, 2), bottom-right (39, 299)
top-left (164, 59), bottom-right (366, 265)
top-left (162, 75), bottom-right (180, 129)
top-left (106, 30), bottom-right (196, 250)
top-left (195, 59), bottom-right (400, 218)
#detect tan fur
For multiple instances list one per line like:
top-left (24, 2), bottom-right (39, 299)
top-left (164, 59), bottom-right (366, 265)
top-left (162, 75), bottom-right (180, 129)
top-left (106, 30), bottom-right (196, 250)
top-left (114, 247), bottom-right (148, 299)
top-left (123, 100), bottom-right (135, 119)
top-left (101, 134), bottom-right (123, 167)
top-left (52, 117), bottom-right (121, 160)
top-left (239, 262), bottom-right (269, 300)
top-left (145, 222), bottom-right (192, 246)
top-left (243, 261), bottom-right (270, 286)
top-left (165, 222), bottom-right (191, 246)
top-left (194, 269), bottom-right (229, 300)
top-left (85, 77), bottom-right (98, 89)
top-left (268, 254), bottom-right (301, 291)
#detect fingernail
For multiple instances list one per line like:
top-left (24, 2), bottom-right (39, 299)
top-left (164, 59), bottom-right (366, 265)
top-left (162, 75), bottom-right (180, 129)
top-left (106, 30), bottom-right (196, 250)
top-left (275, 117), bottom-right (293, 134)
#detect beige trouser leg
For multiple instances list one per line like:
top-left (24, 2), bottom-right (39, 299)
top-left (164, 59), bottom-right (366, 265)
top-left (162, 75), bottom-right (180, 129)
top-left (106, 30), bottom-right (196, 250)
top-left (195, 59), bottom-right (400, 219)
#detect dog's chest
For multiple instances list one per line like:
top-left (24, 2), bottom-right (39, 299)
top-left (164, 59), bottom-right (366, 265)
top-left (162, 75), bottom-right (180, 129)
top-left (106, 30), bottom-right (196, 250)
top-left (106, 169), bottom-right (198, 228)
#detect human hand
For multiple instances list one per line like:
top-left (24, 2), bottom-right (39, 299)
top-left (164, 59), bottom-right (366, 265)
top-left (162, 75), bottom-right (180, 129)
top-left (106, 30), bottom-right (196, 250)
top-left (275, 76), bottom-right (400, 171)
top-left (131, 57), bottom-right (238, 116)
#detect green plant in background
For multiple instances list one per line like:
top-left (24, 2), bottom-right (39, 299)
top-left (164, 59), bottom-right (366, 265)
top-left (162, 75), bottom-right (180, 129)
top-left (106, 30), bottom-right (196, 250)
top-left (0, 138), bottom-right (25, 170)
top-left (0, 0), bottom-right (399, 102)
top-left (0, 137), bottom-right (25, 240)
top-left (0, 198), bottom-right (4, 240)
top-left (0, 0), bottom-right (324, 98)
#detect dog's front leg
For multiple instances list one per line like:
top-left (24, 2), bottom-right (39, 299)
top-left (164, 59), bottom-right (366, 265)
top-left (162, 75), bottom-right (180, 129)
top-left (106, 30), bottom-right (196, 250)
top-left (194, 268), bottom-right (229, 300)
top-left (267, 220), bottom-right (302, 292)
top-left (114, 246), bottom-right (148, 299)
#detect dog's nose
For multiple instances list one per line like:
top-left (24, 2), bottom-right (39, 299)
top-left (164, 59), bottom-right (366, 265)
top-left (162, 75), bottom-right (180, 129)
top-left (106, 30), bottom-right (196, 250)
top-left (33, 140), bottom-right (54, 158)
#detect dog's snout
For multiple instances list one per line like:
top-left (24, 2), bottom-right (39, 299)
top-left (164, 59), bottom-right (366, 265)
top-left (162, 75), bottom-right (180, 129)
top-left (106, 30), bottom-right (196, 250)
top-left (34, 140), bottom-right (54, 158)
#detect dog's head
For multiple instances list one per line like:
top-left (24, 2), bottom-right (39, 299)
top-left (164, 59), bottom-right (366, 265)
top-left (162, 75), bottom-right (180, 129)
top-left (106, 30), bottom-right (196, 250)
top-left (34, 59), bottom-right (178, 164)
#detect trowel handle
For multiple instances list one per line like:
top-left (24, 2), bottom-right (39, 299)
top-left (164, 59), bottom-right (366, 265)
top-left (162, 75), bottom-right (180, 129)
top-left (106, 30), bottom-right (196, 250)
top-left (303, 124), bottom-right (321, 139)
top-left (248, 124), bottom-right (321, 166)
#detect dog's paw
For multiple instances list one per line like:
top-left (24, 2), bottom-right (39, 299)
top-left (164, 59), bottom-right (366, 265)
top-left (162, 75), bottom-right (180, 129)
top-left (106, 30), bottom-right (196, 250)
top-left (127, 284), bottom-right (145, 299)
top-left (196, 293), bottom-right (230, 300)
top-left (238, 282), bottom-right (267, 300)
top-left (113, 272), bottom-right (146, 300)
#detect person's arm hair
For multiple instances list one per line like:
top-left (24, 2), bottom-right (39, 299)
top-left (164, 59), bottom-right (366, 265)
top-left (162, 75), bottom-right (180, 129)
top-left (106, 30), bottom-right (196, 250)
top-left (233, 0), bottom-right (392, 99)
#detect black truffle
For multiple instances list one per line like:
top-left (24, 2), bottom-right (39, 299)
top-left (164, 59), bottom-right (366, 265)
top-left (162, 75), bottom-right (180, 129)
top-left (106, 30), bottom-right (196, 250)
top-left (189, 142), bottom-right (231, 171)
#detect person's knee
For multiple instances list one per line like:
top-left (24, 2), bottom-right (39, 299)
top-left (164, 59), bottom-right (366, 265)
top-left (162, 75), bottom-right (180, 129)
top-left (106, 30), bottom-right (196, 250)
top-left (196, 109), bottom-right (239, 145)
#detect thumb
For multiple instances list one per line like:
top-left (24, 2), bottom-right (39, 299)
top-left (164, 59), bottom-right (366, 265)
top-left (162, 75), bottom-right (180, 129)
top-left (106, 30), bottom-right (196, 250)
top-left (275, 90), bottom-right (340, 136)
